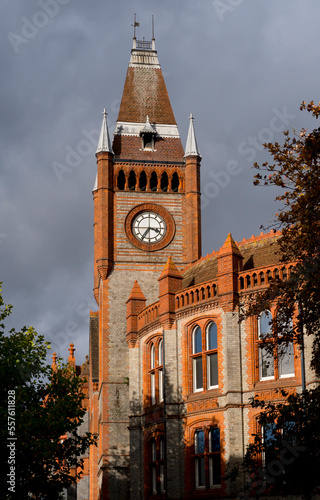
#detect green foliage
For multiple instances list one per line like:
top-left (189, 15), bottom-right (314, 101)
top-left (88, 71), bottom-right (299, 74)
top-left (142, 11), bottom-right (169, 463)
top-left (246, 100), bottom-right (320, 376)
top-left (0, 283), bottom-right (96, 500)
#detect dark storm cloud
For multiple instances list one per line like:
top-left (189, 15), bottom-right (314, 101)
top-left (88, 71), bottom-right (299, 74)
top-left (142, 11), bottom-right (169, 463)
top-left (1, 0), bottom-right (320, 363)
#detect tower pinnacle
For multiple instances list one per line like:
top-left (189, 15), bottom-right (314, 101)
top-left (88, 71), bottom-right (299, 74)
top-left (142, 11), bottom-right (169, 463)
top-left (96, 108), bottom-right (113, 155)
top-left (184, 113), bottom-right (201, 158)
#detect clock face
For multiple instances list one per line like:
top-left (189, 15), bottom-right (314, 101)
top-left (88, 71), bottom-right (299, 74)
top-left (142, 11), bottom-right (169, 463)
top-left (132, 211), bottom-right (166, 244)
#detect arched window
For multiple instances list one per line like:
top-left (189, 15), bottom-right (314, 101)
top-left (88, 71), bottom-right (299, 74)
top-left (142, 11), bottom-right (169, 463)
top-left (158, 339), bottom-right (164, 402)
top-left (150, 171), bottom-right (158, 191)
top-left (194, 430), bottom-right (205, 489)
top-left (193, 427), bottom-right (221, 491)
top-left (206, 322), bottom-right (218, 389)
top-left (258, 311), bottom-right (274, 380)
top-left (159, 437), bottom-right (165, 493)
top-left (128, 170), bottom-right (136, 191)
top-left (147, 339), bottom-right (164, 406)
top-left (149, 435), bottom-right (166, 496)
top-left (161, 172), bottom-right (168, 192)
top-left (192, 326), bottom-right (203, 392)
top-left (171, 172), bottom-right (179, 192)
top-left (150, 344), bottom-right (156, 404)
top-left (139, 171), bottom-right (147, 191)
top-left (208, 427), bottom-right (221, 487)
top-left (278, 319), bottom-right (295, 378)
top-left (117, 170), bottom-right (125, 190)
top-left (150, 438), bottom-right (157, 495)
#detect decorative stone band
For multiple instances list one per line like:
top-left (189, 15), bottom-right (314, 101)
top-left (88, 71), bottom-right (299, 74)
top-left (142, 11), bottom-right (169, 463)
top-left (114, 121), bottom-right (180, 138)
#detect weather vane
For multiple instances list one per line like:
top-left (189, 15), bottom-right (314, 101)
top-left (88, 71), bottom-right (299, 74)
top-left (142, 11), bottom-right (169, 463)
top-left (131, 13), bottom-right (139, 38)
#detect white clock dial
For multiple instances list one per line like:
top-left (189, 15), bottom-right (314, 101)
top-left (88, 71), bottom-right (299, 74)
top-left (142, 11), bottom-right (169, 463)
top-left (132, 211), bottom-right (166, 244)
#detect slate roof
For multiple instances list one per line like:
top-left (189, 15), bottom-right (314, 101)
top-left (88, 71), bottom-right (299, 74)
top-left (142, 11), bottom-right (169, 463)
top-left (181, 232), bottom-right (281, 289)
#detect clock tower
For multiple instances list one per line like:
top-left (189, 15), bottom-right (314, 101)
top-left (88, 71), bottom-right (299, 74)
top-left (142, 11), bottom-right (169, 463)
top-left (89, 30), bottom-right (202, 500)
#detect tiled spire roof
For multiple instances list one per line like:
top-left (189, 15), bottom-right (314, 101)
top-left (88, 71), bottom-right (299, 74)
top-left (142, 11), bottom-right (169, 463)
top-left (113, 37), bottom-right (184, 162)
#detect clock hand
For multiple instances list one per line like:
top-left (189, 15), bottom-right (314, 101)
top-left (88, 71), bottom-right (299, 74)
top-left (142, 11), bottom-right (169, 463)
top-left (141, 227), bottom-right (151, 240)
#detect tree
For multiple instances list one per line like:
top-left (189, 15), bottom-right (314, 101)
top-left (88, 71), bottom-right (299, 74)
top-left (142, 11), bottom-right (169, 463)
top-left (244, 388), bottom-right (320, 499)
top-left (241, 101), bottom-right (320, 499)
top-left (0, 283), bottom-right (96, 499)
top-left (246, 100), bottom-right (320, 377)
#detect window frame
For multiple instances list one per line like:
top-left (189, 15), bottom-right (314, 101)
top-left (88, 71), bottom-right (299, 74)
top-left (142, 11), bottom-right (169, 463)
top-left (257, 311), bottom-right (275, 381)
top-left (205, 322), bottom-right (219, 390)
top-left (256, 311), bottom-right (296, 382)
top-left (148, 434), bottom-right (166, 497)
top-left (190, 320), bottom-right (219, 394)
top-left (147, 337), bottom-right (164, 407)
top-left (193, 426), bottom-right (222, 491)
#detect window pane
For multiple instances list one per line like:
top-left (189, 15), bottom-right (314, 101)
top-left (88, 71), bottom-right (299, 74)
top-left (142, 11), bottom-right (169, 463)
top-left (193, 326), bottom-right (202, 353)
top-left (159, 339), bottom-right (163, 365)
top-left (160, 438), bottom-right (165, 460)
top-left (151, 344), bottom-right (155, 369)
top-left (259, 311), bottom-right (272, 338)
top-left (195, 457), bottom-right (205, 488)
top-left (195, 430), bottom-right (205, 454)
top-left (194, 357), bottom-right (203, 391)
top-left (259, 346), bottom-right (274, 379)
top-left (209, 455), bottom-right (221, 487)
top-left (209, 427), bottom-right (220, 452)
top-left (207, 322), bottom-right (217, 350)
top-left (159, 369), bottom-right (163, 402)
top-left (151, 439), bottom-right (157, 461)
top-left (160, 464), bottom-right (165, 493)
top-left (152, 465), bottom-right (157, 494)
top-left (208, 353), bottom-right (218, 387)
top-left (279, 342), bottom-right (294, 377)
top-left (151, 373), bottom-right (156, 404)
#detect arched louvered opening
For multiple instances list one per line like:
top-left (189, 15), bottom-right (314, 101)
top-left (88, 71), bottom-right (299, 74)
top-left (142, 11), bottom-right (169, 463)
top-left (246, 275), bottom-right (251, 288)
top-left (239, 277), bottom-right (244, 290)
top-left (161, 172), bottom-right (168, 192)
top-left (150, 171), bottom-right (158, 191)
top-left (128, 170), bottom-right (136, 191)
top-left (259, 272), bottom-right (265, 285)
top-left (267, 270), bottom-right (272, 283)
top-left (282, 267), bottom-right (287, 280)
top-left (171, 172), bottom-right (179, 192)
top-left (117, 170), bottom-right (125, 190)
top-left (139, 171), bottom-right (147, 191)
top-left (253, 273), bottom-right (258, 286)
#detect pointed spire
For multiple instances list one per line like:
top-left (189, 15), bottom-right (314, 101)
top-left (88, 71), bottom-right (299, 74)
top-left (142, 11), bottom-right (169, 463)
top-left (140, 115), bottom-right (156, 135)
top-left (96, 109), bottom-right (113, 155)
top-left (218, 233), bottom-right (243, 258)
top-left (159, 256), bottom-right (182, 280)
top-left (185, 113), bottom-right (201, 158)
top-left (127, 280), bottom-right (146, 302)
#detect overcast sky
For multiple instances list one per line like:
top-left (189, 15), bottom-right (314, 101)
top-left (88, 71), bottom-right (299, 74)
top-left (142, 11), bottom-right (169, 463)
top-left (1, 0), bottom-right (319, 364)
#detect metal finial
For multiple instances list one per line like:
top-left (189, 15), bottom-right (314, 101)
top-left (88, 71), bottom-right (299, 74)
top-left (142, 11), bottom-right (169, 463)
top-left (131, 13), bottom-right (139, 38)
top-left (103, 108), bottom-right (108, 118)
top-left (152, 15), bottom-right (155, 40)
top-left (189, 113), bottom-right (194, 121)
